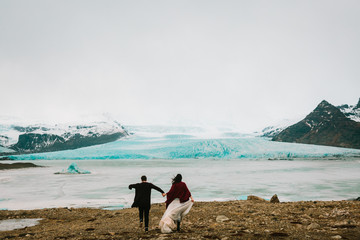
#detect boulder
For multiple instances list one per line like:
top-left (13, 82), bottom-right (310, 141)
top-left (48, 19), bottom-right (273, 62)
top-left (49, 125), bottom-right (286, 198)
top-left (270, 194), bottom-right (280, 203)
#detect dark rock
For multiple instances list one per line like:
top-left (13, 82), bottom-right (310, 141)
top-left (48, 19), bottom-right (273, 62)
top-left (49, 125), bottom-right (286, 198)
top-left (332, 221), bottom-right (356, 228)
top-left (337, 104), bottom-right (349, 110)
top-left (273, 100), bottom-right (360, 149)
top-left (270, 232), bottom-right (289, 237)
top-left (3, 235), bottom-right (16, 238)
top-left (355, 98), bottom-right (360, 109)
top-left (270, 194), bottom-right (280, 203)
top-left (0, 162), bottom-right (41, 170)
top-left (355, 197), bottom-right (360, 201)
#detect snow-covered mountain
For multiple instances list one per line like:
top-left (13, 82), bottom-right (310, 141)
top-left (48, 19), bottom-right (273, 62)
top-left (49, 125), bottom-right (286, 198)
top-left (261, 98), bottom-right (360, 137)
top-left (337, 98), bottom-right (360, 122)
top-left (272, 99), bottom-right (360, 149)
top-left (260, 118), bottom-right (303, 138)
top-left (0, 120), bottom-right (128, 154)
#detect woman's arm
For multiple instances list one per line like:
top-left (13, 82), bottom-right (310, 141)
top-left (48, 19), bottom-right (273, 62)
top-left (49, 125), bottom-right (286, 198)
top-left (165, 184), bottom-right (175, 204)
top-left (166, 184), bottom-right (175, 196)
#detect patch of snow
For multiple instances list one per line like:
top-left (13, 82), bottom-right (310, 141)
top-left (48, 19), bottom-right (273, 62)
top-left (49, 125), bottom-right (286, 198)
top-left (260, 117), bottom-right (303, 137)
top-left (0, 145), bottom-right (15, 153)
top-left (338, 104), bottom-right (360, 122)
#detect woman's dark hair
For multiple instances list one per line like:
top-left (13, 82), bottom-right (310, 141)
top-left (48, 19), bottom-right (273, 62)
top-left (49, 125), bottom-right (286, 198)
top-left (172, 174), bottom-right (182, 184)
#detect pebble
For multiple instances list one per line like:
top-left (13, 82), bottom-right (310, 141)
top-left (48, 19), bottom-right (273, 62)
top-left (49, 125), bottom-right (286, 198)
top-left (332, 220), bottom-right (354, 228)
top-left (307, 223), bottom-right (320, 230)
top-left (216, 215), bottom-right (230, 222)
top-left (294, 224), bottom-right (302, 229)
top-left (156, 236), bottom-right (167, 240)
top-left (331, 235), bottom-right (342, 239)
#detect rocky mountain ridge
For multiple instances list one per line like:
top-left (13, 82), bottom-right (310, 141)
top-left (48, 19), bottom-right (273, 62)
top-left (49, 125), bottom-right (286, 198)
top-left (337, 98), bottom-right (360, 122)
top-left (262, 98), bottom-right (360, 138)
top-left (272, 99), bottom-right (360, 149)
top-left (0, 121), bottom-right (128, 155)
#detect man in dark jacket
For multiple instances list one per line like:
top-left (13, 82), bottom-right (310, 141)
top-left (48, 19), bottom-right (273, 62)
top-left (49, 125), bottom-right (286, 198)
top-left (129, 175), bottom-right (165, 232)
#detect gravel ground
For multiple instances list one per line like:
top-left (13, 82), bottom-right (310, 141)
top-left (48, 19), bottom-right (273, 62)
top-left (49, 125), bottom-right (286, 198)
top-left (1, 200), bottom-right (360, 239)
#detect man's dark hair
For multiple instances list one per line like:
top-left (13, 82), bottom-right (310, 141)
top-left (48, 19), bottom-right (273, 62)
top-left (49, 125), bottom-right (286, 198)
top-left (141, 175), bottom-right (147, 181)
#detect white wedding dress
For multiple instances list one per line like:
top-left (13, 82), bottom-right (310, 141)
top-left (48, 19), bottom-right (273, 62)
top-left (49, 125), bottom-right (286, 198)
top-left (159, 198), bottom-right (193, 233)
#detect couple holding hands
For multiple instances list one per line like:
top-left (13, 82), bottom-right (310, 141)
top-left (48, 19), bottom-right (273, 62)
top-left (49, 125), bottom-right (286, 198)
top-left (129, 174), bottom-right (194, 233)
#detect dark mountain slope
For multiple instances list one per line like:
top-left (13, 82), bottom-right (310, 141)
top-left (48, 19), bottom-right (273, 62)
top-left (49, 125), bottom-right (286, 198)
top-left (0, 121), bottom-right (129, 155)
top-left (273, 100), bottom-right (360, 149)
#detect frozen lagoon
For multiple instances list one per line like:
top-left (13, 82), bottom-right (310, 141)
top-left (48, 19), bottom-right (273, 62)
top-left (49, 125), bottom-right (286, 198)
top-left (1, 157), bottom-right (360, 210)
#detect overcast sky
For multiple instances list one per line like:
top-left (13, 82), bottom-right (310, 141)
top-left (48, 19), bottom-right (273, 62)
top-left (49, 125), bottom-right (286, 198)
top-left (1, 0), bottom-right (359, 131)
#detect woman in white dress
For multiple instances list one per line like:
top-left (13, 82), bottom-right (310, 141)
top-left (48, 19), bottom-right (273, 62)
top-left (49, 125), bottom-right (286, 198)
top-left (159, 174), bottom-right (194, 233)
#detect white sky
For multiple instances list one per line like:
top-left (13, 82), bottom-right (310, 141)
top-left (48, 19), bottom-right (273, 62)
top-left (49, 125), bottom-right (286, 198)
top-left (1, 0), bottom-right (360, 131)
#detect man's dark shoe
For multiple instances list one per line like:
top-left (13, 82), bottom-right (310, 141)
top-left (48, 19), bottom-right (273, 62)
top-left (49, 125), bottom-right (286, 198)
top-left (145, 227), bottom-right (148, 232)
top-left (177, 220), bottom-right (181, 231)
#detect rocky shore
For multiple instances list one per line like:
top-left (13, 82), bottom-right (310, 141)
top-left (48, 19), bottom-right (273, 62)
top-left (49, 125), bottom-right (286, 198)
top-left (1, 199), bottom-right (359, 239)
top-left (0, 162), bottom-right (41, 170)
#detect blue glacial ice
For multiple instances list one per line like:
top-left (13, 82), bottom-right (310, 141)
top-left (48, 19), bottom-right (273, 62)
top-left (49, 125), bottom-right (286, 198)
top-left (8, 125), bottom-right (360, 160)
top-left (55, 163), bottom-right (91, 174)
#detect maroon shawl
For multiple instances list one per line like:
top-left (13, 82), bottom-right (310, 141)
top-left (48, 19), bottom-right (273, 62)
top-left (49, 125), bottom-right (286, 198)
top-left (165, 181), bottom-right (191, 208)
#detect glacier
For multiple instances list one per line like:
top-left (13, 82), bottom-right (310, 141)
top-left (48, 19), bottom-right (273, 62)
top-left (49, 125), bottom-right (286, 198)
top-left (8, 125), bottom-right (360, 160)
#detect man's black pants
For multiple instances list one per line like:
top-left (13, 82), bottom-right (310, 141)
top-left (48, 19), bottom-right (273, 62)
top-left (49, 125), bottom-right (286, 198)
top-left (139, 207), bottom-right (150, 229)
